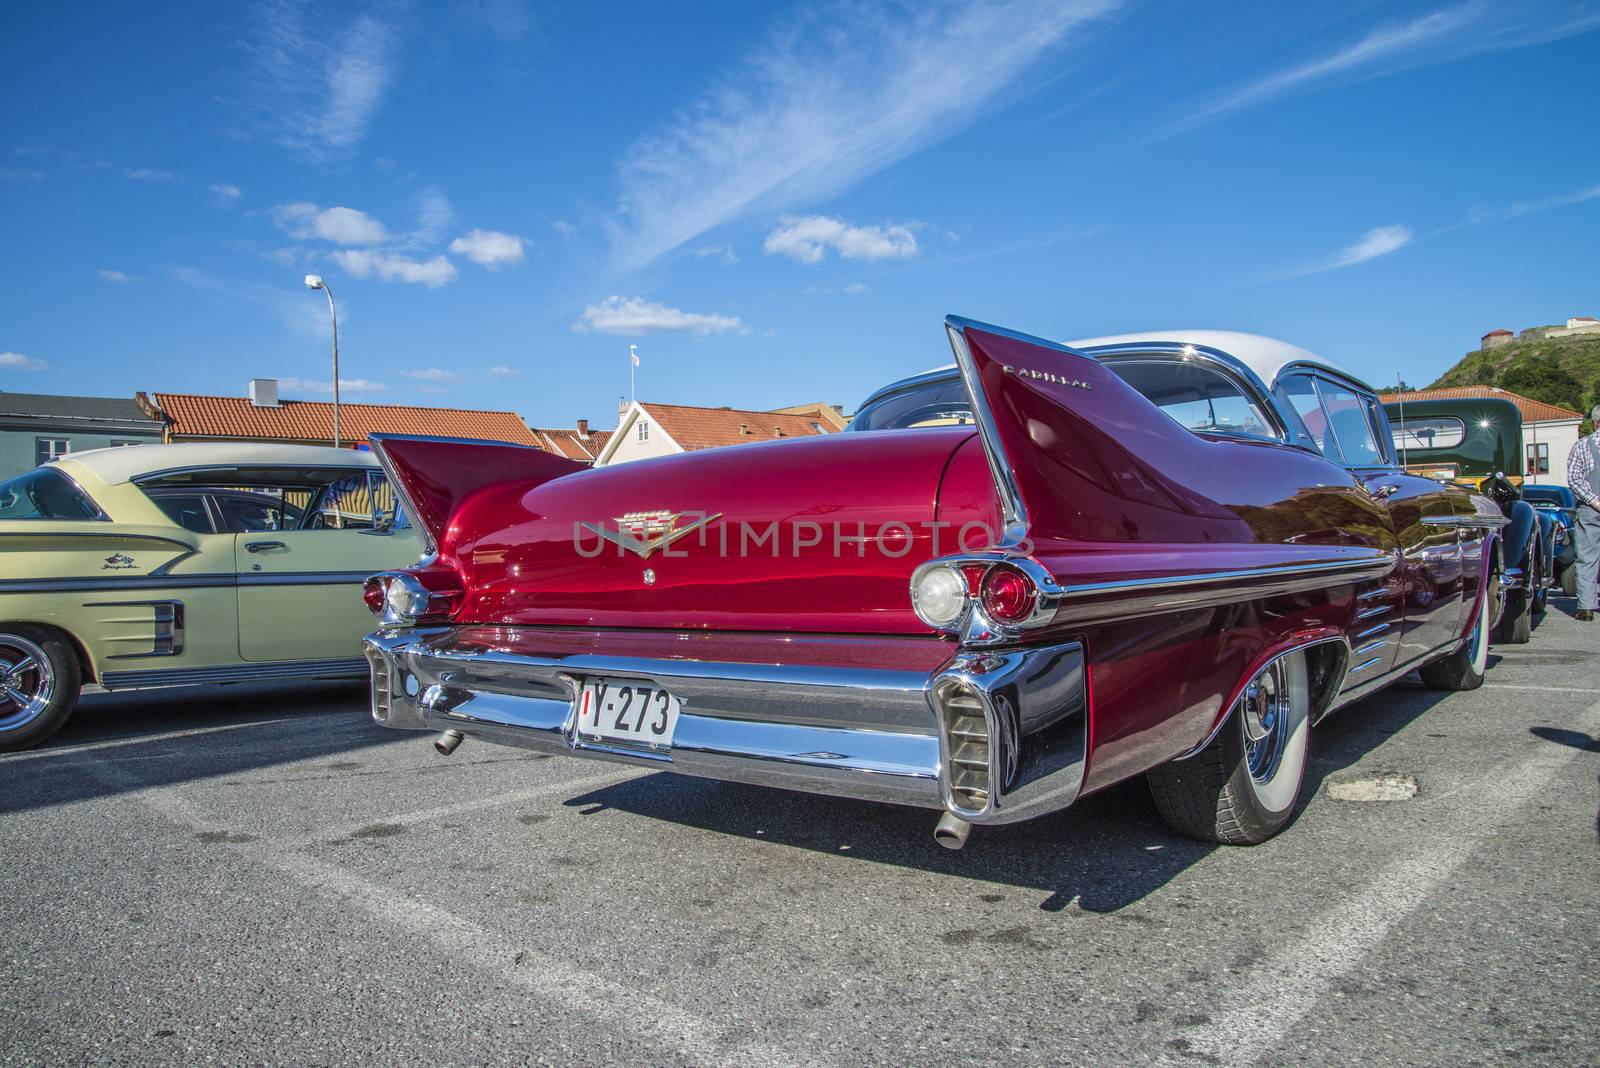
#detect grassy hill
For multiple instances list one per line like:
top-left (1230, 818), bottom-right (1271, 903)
top-left (1425, 332), bottom-right (1600, 414)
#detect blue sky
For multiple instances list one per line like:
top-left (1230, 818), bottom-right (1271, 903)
top-left (2, 1), bottom-right (1597, 426)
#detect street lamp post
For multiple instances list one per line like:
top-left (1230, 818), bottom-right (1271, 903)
top-left (304, 274), bottom-right (341, 448)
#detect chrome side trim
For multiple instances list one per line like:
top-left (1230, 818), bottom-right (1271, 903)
top-left (1348, 655), bottom-right (1384, 674)
top-left (0, 573), bottom-right (235, 594)
top-left (82, 599), bottom-right (185, 659)
top-left (237, 570), bottom-right (374, 586)
top-left (0, 570), bottom-right (372, 595)
top-left (1353, 637), bottom-right (1390, 656)
top-left (129, 462), bottom-right (376, 485)
top-left (1355, 603), bottom-right (1392, 620)
top-left (0, 529), bottom-right (201, 576)
top-left (1356, 586), bottom-right (1389, 601)
top-left (1355, 621), bottom-right (1391, 639)
top-left (1421, 514), bottom-right (1511, 530)
top-left (912, 548), bottom-right (1396, 642)
top-left (99, 657), bottom-right (367, 690)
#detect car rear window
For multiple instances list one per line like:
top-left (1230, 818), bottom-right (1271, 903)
top-left (0, 467), bottom-right (104, 520)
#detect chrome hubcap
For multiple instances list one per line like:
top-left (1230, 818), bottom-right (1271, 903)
top-left (1242, 659), bottom-right (1292, 782)
top-left (0, 636), bottom-right (54, 734)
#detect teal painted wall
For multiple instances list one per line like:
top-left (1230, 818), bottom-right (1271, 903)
top-left (0, 422), bottom-right (163, 481)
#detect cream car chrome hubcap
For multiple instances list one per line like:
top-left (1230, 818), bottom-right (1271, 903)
top-left (1243, 659), bottom-right (1292, 784)
top-left (0, 636), bottom-right (54, 733)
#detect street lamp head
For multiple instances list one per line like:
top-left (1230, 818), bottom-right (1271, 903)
top-left (304, 274), bottom-right (325, 290)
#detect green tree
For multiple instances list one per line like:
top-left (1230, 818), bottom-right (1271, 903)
top-left (1500, 359), bottom-right (1584, 413)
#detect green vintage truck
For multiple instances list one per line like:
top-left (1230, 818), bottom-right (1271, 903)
top-left (0, 442), bottom-right (421, 750)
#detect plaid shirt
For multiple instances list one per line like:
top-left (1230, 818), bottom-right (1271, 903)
top-left (1568, 433), bottom-right (1599, 509)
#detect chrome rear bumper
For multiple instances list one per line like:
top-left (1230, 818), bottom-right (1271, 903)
top-left (364, 627), bottom-right (1087, 825)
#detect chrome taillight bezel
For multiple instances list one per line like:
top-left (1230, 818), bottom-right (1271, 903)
top-left (366, 569), bottom-right (462, 628)
top-left (909, 552), bottom-right (1061, 645)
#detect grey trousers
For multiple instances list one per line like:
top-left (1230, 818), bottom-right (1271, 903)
top-left (1575, 506), bottom-right (1600, 611)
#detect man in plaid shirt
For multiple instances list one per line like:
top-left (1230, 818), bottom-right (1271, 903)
top-left (1566, 405), bottom-right (1600, 621)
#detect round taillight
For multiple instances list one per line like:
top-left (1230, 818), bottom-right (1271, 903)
top-left (363, 577), bottom-right (386, 614)
top-left (912, 566), bottom-right (968, 628)
top-left (981, 566), bottom-right (1036, 624)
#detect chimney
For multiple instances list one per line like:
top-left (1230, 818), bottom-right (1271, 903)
top-left (739, 422), bottom-right (750, 435)
top-left (576, 418), bottom-right (589, 438)
top-left (249, 379), bottom-right (280, 407)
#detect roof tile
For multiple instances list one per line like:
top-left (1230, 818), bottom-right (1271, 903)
top-left (153, 393), bottom-right (540, 446)
top-left (1387, 385), bottom-right (1582, 424)
top-left (636, 401), bottom-right (834, 451)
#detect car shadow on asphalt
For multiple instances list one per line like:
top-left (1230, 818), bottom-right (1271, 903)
top-left (561, 673), bottom-right (1463, 913)
top-left (0, 681), bottom-right (406, 816)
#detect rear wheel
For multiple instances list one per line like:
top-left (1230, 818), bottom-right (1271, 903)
top-left (1496, 577), bottom-right (1532, 644)
top-left (1420, 571), bottom-right (1494, 691)
top-left (1148, 651), bottom-right (1311, 845)
top-left (0, 627), bottom-right (81, 752)
top-left (1560, 560), bottom-right (1577, 599)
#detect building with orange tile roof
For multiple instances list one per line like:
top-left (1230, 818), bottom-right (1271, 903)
top-left (139, 379), bottom-right (540, 448)
top-left (596, 401), bottom-right (836, 466)
top-left (530, 419), bottom-right (613, 464)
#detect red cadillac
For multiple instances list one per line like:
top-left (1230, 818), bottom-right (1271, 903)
top-left (362, 317), bottom-right (1509, 848)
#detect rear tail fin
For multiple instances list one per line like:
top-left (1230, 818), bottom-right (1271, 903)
top-left (944, 316), bottom-right (1114, 546)
top-left (369, 433), bottom-right (585, 551)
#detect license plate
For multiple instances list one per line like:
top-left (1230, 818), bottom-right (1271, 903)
top-left (576, 677), bottom-right (681, 749)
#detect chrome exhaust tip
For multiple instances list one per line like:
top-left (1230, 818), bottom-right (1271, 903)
top-left (434, 729), bottom-right (465, 756)
top-left (934, 811), bottom-right (972, 850)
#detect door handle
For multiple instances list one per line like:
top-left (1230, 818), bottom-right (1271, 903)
top-left (246, 540), bottom-right (286, 553)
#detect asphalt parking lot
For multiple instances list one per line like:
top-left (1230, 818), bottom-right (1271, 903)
top-left (4, 608), bottom-right (1598, 1067)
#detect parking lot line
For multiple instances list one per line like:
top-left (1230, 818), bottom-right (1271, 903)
top-left (1484, 683), bottom-right (1600, 694)
top-left (1176, 695), bottom-right (1600, 1067)
top-left (71, 754), bottom-right (820, 1068)
top-left (2, 716), bottom-right (315, 764)
top-left (306, 765), bottom-right (648, 844)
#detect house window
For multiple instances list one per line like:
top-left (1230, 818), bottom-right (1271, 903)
top-left (35, 438), bottom-right (69, 466)
top-left (638, 421), bottom-right (649, 442)
top-left (109, 439), bottom-right (144, 448)
top-left (1527, 442), bottom-right (1550, 476)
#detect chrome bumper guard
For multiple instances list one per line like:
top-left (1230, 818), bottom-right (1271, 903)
top-left (364, 628), bottom-right (1086, 825)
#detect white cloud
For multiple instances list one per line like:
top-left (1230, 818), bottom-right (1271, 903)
top-left (574, 296), bottom-right (745, 336)
top-left (460, 0), bottom-right (532, 42)
top-left (0, 167), bottom-right (46, 183)
top-left (764, 216), bottom-right (918, 264)
top-left (1181, 4), bottom-right (1600, 131)
top-left (98, 269), bottom-right (132, 284)
top-left (1506, 180), bottom-right (1600, 219)
top-left (488, 364), bottom-right (519, 376)
top-left (125, 167), bottom-right (177, 182)
top-left (273, 202), bottom-right (389, 245)
top-left (0, 352), bottom-right (48, 371)
top-left (449, 228), bottom-right (526, 268)
top-left (1293, 225), bottom-right (1414, 277)
top-left (332, 248), bottom-right (457, 287)
top-left (209, 182), bottom-right (242, 205)
top-left (607, 0), bottom-right (1118, 269)
top-left (695, 244), bottom-right (739, 265)
top-left (278, 376), bottom-right (391, 395)
top-left (551, 219), bottom-right (576, 235)
top-left (844, 282), bottom-right (869, 295)
top-left (401, 367), bottom-right (465, 383)
top-left (407, 186), bottom-right (456, 249)
top-left (245, 1), bottom-right (405, 162)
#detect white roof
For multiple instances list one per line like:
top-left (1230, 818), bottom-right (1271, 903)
top-left (59, 441), bottom-right (378, 485)
top-left (911, 328), bottom-right (1363, 393)
top-left (1064, 330), bottom-right (1360, 389)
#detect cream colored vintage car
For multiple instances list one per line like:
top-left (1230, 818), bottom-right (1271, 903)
top-left (0, 442), bottom-right (421, 750)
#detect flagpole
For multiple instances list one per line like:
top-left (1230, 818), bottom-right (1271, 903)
top-left (629, 344), bottom-right (638, 405)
